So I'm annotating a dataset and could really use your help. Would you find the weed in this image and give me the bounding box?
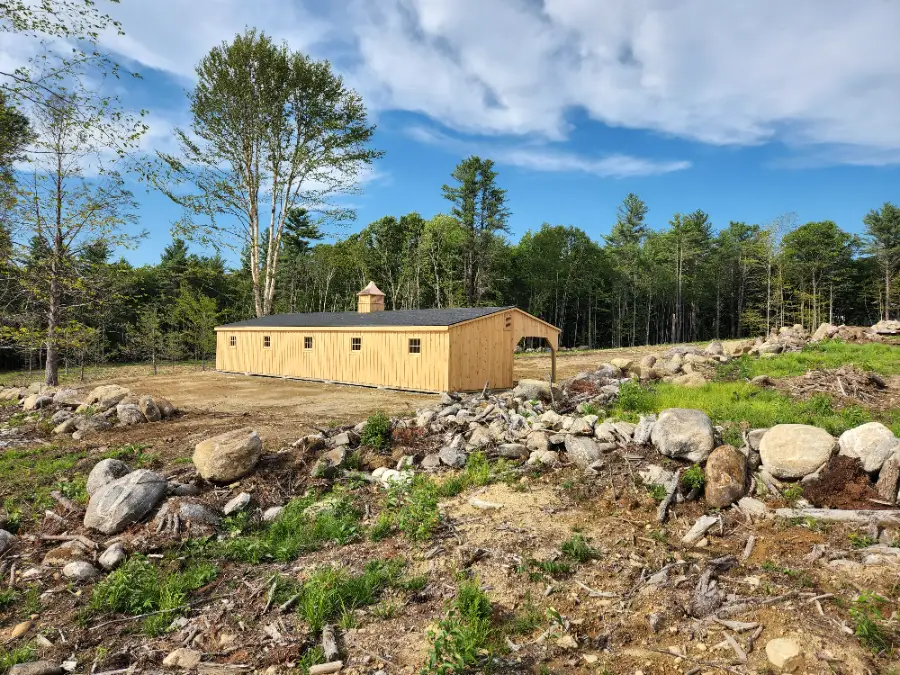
[526,559,572,578]
[649,529,667,543]
[681,465,706,491]
[102,444,153,466]
[361,411,392,450]
[296,559,404,632]
[508,591,541,635]
[423,578,495,675]
[580,403,601,416]
[55,476,88,504]
[560,534,600,563]
[89,556,218,636]
[372,600,401,620]
[0,589,17,611]
[0,643,35,669]
[220,495,360,563]
[369,512,395,541]
[850,592,892,653]
[849,532,878,549]
[646,483,667,502]
[781,483,804,506]
[296,646,326,674]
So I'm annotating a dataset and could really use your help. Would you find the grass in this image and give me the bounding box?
[613,379,898,436]
[293,559,405,632]
[0,444,88,522]
[89,556,218,636]
[0,643,35,669]
[374,453,513,542]
[423,578,496,675]
[849,532,878,549]
[739,341,900,378]
[0,359,208,386]
[560,534,600,563]
[850,592,895,654]
[507,591,542,636]
[218,494,360,563]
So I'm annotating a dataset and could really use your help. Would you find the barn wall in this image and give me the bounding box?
[215,326,450,392]
[447,309,561,392]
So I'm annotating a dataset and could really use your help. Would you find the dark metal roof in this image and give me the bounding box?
[218,306,516,329]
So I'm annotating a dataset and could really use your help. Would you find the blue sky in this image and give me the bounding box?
[7,0,900,265]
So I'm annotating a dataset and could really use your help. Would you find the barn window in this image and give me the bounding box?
[504,313,512,331]
[409,338,421,354]
[351,337,362,351]
[229,335,236,348]
[304,336,313,350]
[263,335,271,349]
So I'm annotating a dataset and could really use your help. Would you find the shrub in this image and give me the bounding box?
[424,579,495,675]
[682,465,706,491]
[560,534,600,562]
[361,411,392,450]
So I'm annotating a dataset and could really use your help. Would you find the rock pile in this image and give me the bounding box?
[0,383,177,439]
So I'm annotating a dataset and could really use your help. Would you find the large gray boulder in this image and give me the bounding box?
[115,403,146,426]
[193,428,262,483]
[139,395,162,423]
[156,397,177,419]
[650,409,716,463]
[564,435,602,468]
[512,379,559,403]
[82,384,130,411]
[86,458,131,496]
[838,422,899,473]
[83,469,167,534]
[22,394,52,411]
[53,388,82,407]
[759,424,836,479]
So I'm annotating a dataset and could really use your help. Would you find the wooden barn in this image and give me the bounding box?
[215,282,560,393]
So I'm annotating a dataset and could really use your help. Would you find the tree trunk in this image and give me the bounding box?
[45,274,60,386]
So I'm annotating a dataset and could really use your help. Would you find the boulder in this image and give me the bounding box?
[564,435,601,468]
[193,428,262,483]
[49,409,72,425]
[52,417,78,435]
[757,341,784,355]
[811,323,839,342]
[263,506,284,522]
[156,397,177,419]
[71,416,111,439]
[610,358,633,372]
[765,638,802,672]
[705,341,725,357]
[98,543,126,571]
[497,443,529,460]
[8,662,63,675]
[83,469,168,534]
[177,503,221,526]
[311,448,346,478]
[651,409,716,463]
[62,561,99,582]
[53,388,82,407]
[512,379,559,403]
[671,372,708,388]
[22,394,52,411]
[595,363,621,378]
[759,425,836,479]
[439,443,467,468]
[139,395,162,422]
[223,492,251,516]
[875,453,900,502]
[421,454,442,470]
[83,384,130,410]
[633,415,656,445]
[467,425,493,449]
[838,422,899,473]
[115,403,146,426]
[526,431,550,453]
[163,649,203,670]
[568,417,593,435]
[737,496,769,518]
[0,529,14,554]
[704,445,748,508]
[42,540,91,566]
[86,459,131,496]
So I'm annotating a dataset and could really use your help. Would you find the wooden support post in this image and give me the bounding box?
[550,345,557,384]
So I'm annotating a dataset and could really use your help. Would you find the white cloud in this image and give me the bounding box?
[4,0,899,167]
[407,126,689,177]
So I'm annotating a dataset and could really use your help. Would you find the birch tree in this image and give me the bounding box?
[159,29,381,317]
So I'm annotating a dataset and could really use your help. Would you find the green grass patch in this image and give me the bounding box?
[0,445,88,522]
[424,578,496,675]
[741,341,900,378]
[89,556,218,636]
[101,443,155,467]
[560,534,600,563]
[218,494,360,563]
[613,379,897,436]
[681,465,706,491]
[0,643,35,669]
[374,453,514,542]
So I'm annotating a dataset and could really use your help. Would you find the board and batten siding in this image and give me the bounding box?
[447,309,561,391]
[216,326,450,392]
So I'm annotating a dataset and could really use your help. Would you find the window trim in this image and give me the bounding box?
[304,336,313,351]
[263,335,271,349]
[409,337,421,355]
[351,336,362,352]
[229,335,237,348]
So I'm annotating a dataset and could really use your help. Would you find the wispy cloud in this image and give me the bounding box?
[407,126,690,178]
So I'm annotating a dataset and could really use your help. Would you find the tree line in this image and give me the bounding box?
[0,11,898,383]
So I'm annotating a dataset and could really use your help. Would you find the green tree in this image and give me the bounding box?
[126,305,166,375]
[159,29,381,318]
[442,156,510,305]
[862,202,900,320]
[174,286,219,368]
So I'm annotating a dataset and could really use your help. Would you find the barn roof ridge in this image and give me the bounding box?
[217,305,519,329]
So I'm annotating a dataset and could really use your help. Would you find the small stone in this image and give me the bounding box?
[98,543,126,571]
[262,506,284,522]
[737,497,768,517]
[439,444,467,468]
[10,620,32,639]
[0,529,15,554]
[8,661,63,675]
[497,443,529,459]
[421,454,441,470]
[765,637,803,672]
[223,492,252,515]
[63,561,99,582]
[162,648,202,669]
